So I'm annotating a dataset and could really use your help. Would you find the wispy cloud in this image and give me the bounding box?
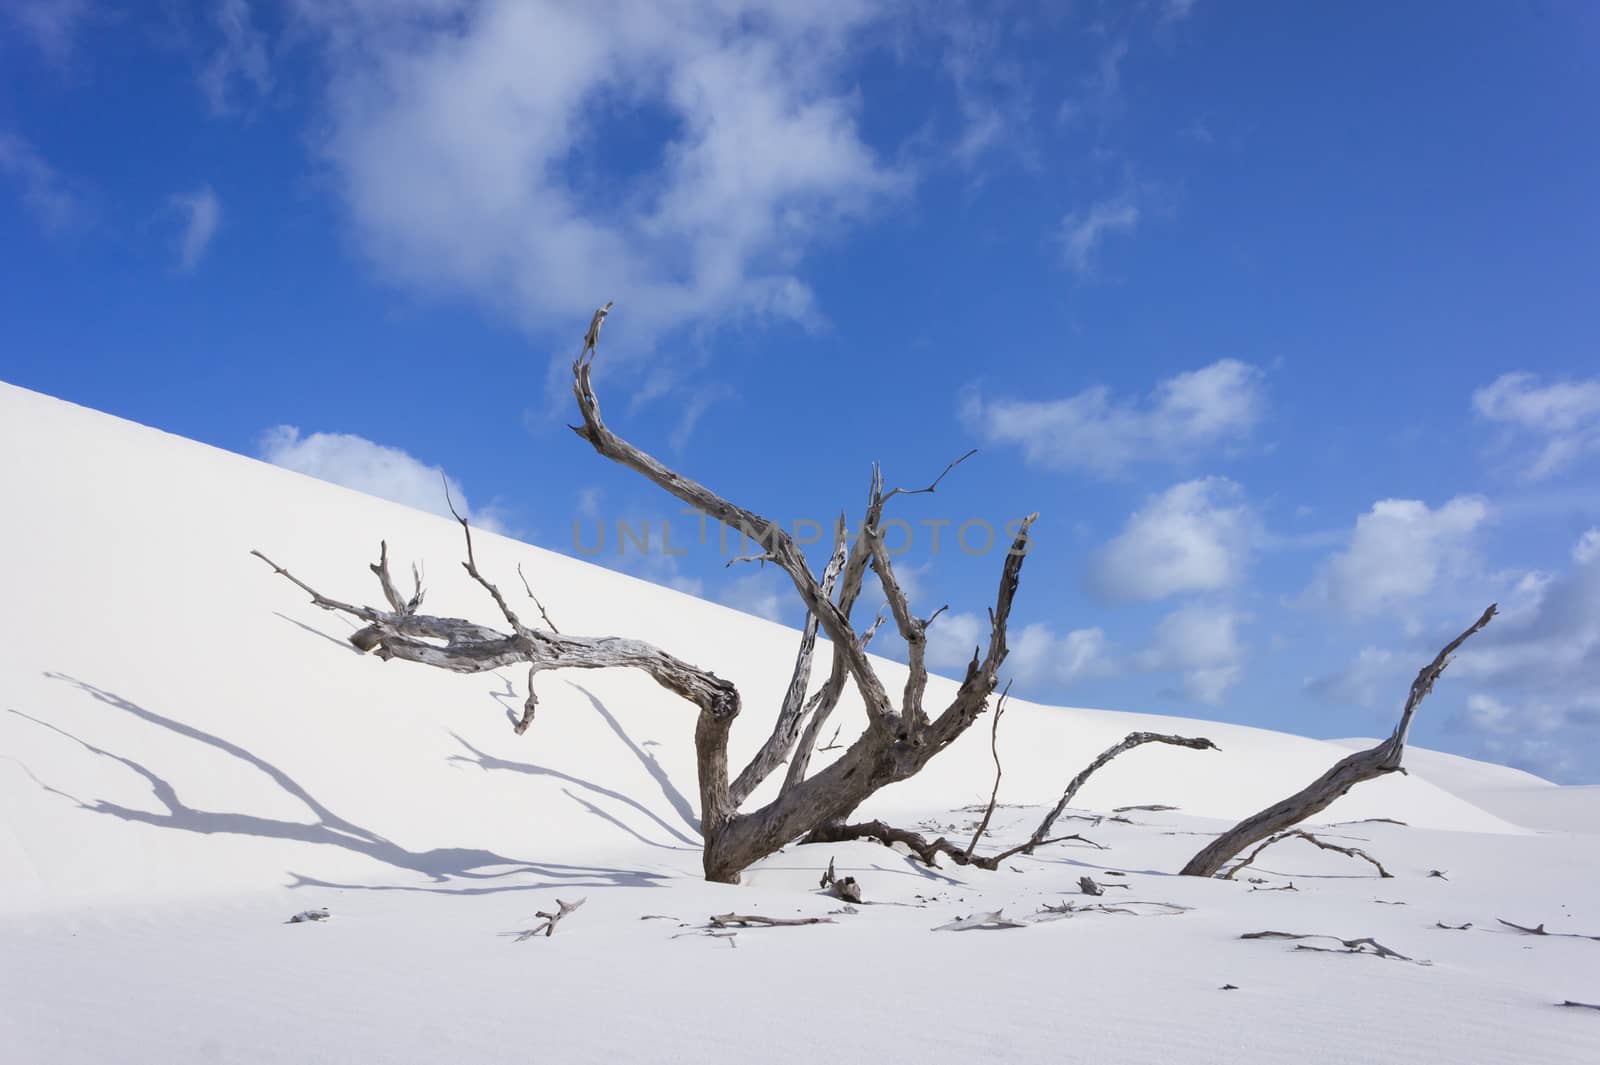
[1092,477,1256,601]
[198,0,272,115]
[1059,193,1139,276]
[931,8,1035,170]
[1057,38,1128,127]
[4,0,92,62]
[717,569,788,623]
[961,359,1264,477]
[258,426,509,534]
[1160,0,1199,26]
[0,132,79,233]
[172,185,221,271]
[1472,371,1600,479]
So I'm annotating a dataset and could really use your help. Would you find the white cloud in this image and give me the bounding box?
[718,570,786,623]
[960,359,1264,477]
[1574,527,1600,565]
[926,612,1114,689]
[289,0,904,356]
[1452,527,1600,689]
[1134,604,1244,705]
[4,0,90,61]
[1091,477,1255,601]
[926,610,986,671]
[172,186,221,271]
[1304,646,1401,709]
[0,132,77,233]
[931,10,1034,170]
[198,0,272,115]
[1473,372,1600,479]
[1009,623,1116,688]
[1307,496,1488,617]
[1059,194,1139,276]
[1314,527,1600,781]
[1449,693,1598,782]
[258,426,508,534]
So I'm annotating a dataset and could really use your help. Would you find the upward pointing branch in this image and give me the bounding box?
[1180,604,1497,879]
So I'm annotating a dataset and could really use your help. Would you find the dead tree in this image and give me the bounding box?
[1180,605,1496,879]
[257,303,1041,884]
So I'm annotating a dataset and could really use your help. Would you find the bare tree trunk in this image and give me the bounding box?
[1179,605,1496,879]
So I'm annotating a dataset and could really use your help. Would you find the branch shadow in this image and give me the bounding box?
[570,682,700,834]
[446,732,700,850]
[21,673,667,894]
[272,612,363,655]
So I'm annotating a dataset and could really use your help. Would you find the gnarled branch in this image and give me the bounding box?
[1222,829,1391,879]
[1181,605,1496,879]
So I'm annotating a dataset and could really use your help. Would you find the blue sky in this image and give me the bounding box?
[4,1,1599,780]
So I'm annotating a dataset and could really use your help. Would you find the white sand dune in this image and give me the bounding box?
[3,380,1597,1065]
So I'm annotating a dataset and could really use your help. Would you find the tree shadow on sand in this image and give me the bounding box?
[17,673,668,895]
[446,732,700,850]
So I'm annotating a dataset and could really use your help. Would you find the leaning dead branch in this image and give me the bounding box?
[1240,930,1425,964]
[1497,918,1600,941]
[1182,605,1496,879]
[709,913,835,929]
[507,897,586,940]
[989,732,1215,864]
[1223,829,1392,880]
[1559,1001,1600,1011]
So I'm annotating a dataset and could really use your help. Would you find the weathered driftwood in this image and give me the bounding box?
[1497,918,1600,941]
[1240,930,1424,964]
[932,910,1027,931]
[819,857,862,904]
[509,897,586,940]
[1181,605,1496,879]
[1222,829,1392,880]
[708,913,834,928]
[259,302,1042,884]
[1037,900,1189,919]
